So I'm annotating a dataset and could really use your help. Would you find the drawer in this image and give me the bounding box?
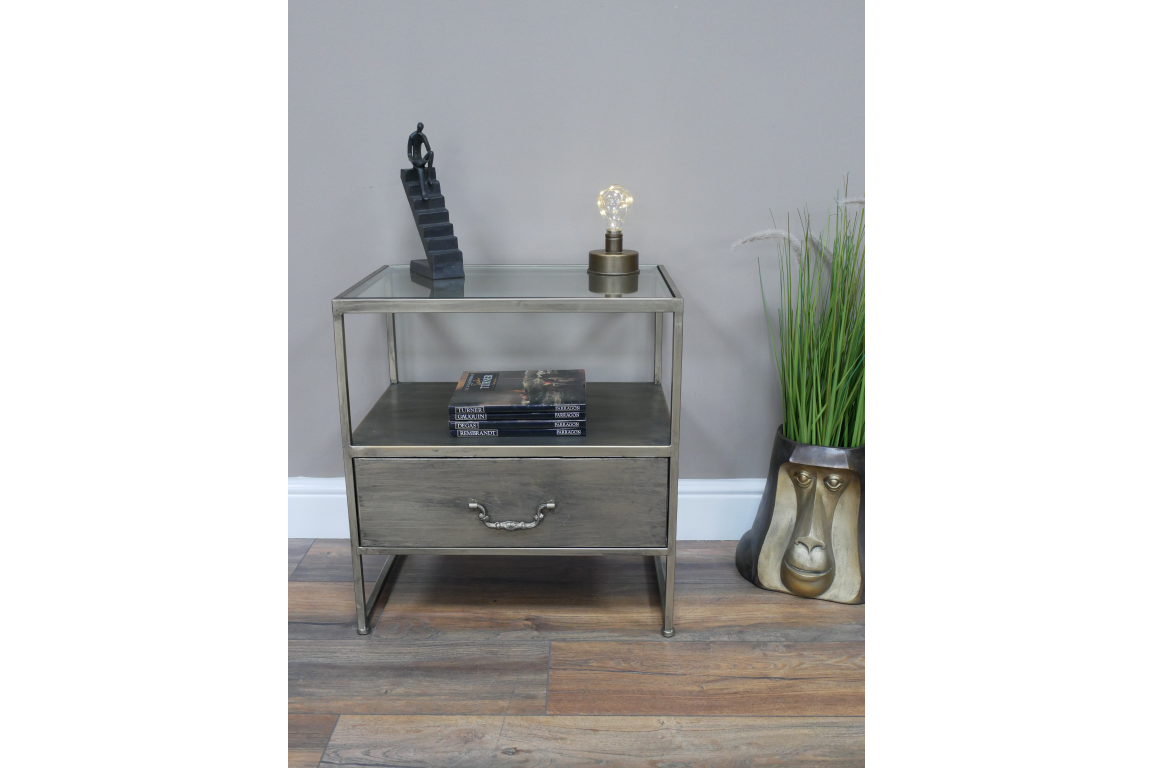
[354,458,669,548]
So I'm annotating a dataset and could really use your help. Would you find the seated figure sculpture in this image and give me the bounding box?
[408,122,434,200]
[399,122,464,280]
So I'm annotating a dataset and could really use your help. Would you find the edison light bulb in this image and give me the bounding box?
[597,185,633,231]
[588,184,639,279]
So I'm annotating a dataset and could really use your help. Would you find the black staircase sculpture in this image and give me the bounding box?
[402,123,464,280]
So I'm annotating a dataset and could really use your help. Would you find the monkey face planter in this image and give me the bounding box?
[736,428,864,604]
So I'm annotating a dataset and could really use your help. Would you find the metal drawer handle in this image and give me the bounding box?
[468,499,555,531]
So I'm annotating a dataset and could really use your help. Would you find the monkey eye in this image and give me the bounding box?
[793,471,813,488]
[824,475,845,492]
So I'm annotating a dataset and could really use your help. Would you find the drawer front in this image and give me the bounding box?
[354,458,669,548]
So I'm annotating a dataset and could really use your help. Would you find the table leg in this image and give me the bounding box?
[386,312,398,384]
[653,312,662,385]
[334,311,370,634]
[662,309,683,637]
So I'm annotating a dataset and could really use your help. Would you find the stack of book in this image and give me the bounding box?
[448,369,587,437]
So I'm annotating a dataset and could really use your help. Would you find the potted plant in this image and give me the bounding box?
[732,193,865,604]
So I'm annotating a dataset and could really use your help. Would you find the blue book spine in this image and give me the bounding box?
[449,406,586,418]
[449,419,585,430]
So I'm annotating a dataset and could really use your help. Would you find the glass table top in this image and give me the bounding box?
[341,264,675,300]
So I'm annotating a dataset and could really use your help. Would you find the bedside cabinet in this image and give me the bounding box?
[332,265,684,635]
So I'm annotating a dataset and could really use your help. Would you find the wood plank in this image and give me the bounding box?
[547,641,864,716]
[373,576,663,639]
[320,716,505,766]
[672,584,865,642]
[288,580,400,640]
[289,539,395,583]
[288,748,325,768]
[674,539,746,582]
[498,715,864,767]
[354,457,668,548]
[320,715,864,766]
[289,714,339,749]
[289,539,314,577]
[289,582,363,626]
[288,543,860,642]
[287,577,861,648]
[370,568,861,642]
[672,543,866,641]
[289,638,549,715]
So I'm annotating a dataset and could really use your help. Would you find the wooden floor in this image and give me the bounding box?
[288,539,864,766]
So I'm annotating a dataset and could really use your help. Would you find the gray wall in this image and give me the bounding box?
[290,0,863,478]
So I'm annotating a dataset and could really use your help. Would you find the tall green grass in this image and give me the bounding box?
[757,200,865,448]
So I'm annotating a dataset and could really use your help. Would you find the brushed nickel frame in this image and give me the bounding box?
[332,264,684,636]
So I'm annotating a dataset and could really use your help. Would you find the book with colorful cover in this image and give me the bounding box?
[450,427,587,437]
[447,370,586,415]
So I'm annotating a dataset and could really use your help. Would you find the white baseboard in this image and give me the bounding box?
[288,477,765,540]
[675,478,765,540]
[287,478,351,539]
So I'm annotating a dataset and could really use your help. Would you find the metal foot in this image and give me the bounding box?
[661,627,675,638]
[357,626,371,635]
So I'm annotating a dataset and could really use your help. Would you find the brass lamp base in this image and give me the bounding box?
[588,230,639,275]
[588,271,639,297]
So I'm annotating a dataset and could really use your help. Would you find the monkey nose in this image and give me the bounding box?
[796,536,824,553]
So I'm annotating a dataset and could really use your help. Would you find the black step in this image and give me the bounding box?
[410,252,463,280]
[414,208,450,225]
[400,165,462,280]
[423,235,458,251]
[406,182,441,200]
[419,222,453,239]
[409,193,446,211]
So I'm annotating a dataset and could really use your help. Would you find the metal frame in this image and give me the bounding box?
[332,264,684,636]
[358,546,671,556]
[349,444,672,459]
